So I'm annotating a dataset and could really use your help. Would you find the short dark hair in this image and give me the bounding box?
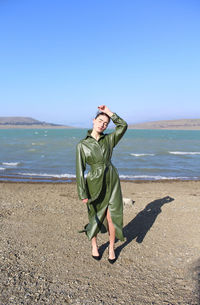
[95,112,110,123]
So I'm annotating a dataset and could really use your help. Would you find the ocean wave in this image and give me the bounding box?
[119,175,199,180]
[18,172,76,178]
[169,151,200,155]
[2,162,20,166]
[0,167,5,171]
[31,142,45,146]
[130,153,155,157]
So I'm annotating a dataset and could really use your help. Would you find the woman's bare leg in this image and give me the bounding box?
[106,209,116,259]
[91,236,99,256]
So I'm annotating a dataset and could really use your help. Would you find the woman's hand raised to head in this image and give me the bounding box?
[98,105,113,117]
[82,198,88,204]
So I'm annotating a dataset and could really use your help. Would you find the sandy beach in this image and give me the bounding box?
[0,180,199,304]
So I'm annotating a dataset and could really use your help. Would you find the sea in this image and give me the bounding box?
[0,128,200,182]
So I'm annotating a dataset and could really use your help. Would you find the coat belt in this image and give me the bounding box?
[90,161,111,169]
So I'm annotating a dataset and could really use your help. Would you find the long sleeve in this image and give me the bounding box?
[76,142,88,200]
[108,113,128,148]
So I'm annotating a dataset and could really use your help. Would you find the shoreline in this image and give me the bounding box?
[0,125,74,129]
[0,176,200,184]
[1,125,200,130]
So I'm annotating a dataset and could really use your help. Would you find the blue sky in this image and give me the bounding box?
[0,0,200,127]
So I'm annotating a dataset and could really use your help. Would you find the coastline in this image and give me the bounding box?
[0,125,74,129]
[1,180,199,304]
[1,126,200,130]
[0,176,200,184]
[128,126,200,130]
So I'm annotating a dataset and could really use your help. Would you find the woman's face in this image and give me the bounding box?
[93,115,109,133]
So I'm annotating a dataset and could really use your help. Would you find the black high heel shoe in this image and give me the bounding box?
[108,247,116,264]
[108,257,116,264]
[92,254,101,261]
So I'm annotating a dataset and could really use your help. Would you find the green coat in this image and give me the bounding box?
[76,113,128,241]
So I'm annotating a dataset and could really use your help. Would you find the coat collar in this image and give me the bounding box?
[85,129,106,141]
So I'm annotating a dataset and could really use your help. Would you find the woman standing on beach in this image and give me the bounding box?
[76,105,128,263]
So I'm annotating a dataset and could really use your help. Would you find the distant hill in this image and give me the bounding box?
[0,117,73,128]
[128,119,200,130]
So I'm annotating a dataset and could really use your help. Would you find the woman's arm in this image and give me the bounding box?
[98,105,113,118]
[109,112,128,147]
[76,142,88,201]
[98,105,128,147]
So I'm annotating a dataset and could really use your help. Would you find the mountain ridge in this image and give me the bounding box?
[0,116,73,128]
[128,118,200,130]
[1,117,200,130]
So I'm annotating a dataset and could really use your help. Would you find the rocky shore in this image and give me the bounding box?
[0,181,200,304]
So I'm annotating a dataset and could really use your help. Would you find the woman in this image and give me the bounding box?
[76,105,128,263]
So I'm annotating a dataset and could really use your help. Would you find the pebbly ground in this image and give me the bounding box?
[0,181,200,305]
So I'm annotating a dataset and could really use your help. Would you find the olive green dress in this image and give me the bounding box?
[76,113,128,241]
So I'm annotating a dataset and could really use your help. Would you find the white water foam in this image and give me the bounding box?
[18,172,76,178]
[130,153,155,157]
[169,151,200,155]
[119,175,199,180]
[2,162,20,166]
[0,167,5,171]
[31,142,45,146]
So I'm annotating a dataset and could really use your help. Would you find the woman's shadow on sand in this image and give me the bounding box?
[99,196,174,260]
